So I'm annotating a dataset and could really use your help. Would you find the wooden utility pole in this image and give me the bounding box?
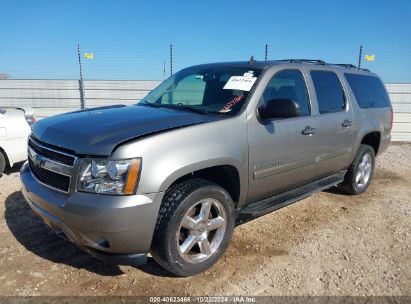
[77,43,85,109]
[358,45,363,69]
[170,44,173,76]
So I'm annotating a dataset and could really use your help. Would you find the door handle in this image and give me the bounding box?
[301,126,316,136]
[341,119,352,127]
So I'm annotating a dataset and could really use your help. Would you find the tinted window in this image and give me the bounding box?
[310,71,345,114]
[262,69,310,116]
[345,73,390,108]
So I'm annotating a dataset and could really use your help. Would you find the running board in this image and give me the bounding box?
[236,171,346,225]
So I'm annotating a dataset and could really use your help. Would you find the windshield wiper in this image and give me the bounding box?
[141,101,213,115]
[172,105,212,115]
[140,101,162,107]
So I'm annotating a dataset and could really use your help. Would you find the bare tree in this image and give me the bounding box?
[0,72,10,79]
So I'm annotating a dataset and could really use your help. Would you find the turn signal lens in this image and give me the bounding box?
[124,159,141,195]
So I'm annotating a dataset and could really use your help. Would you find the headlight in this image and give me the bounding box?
[78,158,141,195]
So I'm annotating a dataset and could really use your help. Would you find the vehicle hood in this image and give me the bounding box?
[32,104,221,156]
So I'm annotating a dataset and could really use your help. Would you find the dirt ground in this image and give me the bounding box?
[0,144,410,296]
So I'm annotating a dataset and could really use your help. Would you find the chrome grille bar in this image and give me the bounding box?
[27,136,77,193]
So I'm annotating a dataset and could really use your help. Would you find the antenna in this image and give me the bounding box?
[265,44,268,61]
[248,55,255,64]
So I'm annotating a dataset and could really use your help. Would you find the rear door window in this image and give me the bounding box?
[344,73,390,108]
[310,71,346,114]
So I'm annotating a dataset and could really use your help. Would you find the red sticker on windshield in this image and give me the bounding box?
[219,95,245,113]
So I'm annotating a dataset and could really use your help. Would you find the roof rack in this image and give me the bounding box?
[277,59,370,72]
[327,63,370,72]
[330,63,358,68]
[278,59,326,65]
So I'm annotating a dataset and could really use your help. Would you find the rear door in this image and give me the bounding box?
[307,70,355,176]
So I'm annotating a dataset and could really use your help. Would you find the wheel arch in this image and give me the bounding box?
[159,161,244,208]
[0,145,11,168]
[360,131,381,155]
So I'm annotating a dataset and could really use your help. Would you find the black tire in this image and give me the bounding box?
[338,144,375,195]
[0,151,6,177]
[151,178,236,276]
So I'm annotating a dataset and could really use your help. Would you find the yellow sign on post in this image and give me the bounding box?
[365,54,375,61]
[84,53,94,59]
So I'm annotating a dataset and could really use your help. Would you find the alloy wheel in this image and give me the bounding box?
[356,153,372,189]
[176,198,227,263]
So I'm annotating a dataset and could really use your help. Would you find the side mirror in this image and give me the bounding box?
[258,98,300,120]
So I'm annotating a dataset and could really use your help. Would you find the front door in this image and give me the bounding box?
[247,69,322,203]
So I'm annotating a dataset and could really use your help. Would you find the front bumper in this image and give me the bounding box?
[20,162,164,266]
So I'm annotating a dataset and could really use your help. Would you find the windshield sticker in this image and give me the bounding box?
[219,95,245,113]
[223,76,257,91]
[243,71,254,77]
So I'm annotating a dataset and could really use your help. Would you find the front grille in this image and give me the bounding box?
[29,158,70,192]
[27,136,76,193]
[29,137,75,166]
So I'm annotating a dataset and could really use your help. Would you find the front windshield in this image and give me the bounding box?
[139,66,262,116]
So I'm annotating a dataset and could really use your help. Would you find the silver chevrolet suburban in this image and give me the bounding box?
[20,59,392,276]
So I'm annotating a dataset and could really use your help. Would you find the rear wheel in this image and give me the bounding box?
[151,179,236,276]
[338,144,375,195]
[0,152,6,177]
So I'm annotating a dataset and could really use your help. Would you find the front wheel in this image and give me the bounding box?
[338,144,375,195]
[151,179,236,276]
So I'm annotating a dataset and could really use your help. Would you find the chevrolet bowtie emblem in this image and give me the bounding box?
[31,149,46,167]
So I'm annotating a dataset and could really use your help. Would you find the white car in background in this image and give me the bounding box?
[0,108,35,176]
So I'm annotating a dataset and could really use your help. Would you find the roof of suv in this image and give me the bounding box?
[189,59,376,76]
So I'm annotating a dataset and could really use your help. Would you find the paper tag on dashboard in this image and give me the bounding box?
[223,76,257,91]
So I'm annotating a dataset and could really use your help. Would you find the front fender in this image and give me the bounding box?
[113,116,249,204]
[0,138,27,167]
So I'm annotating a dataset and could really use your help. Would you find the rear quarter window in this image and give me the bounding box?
[344,73,391,108]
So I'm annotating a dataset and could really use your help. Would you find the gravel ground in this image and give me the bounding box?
[0,144,410,296]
